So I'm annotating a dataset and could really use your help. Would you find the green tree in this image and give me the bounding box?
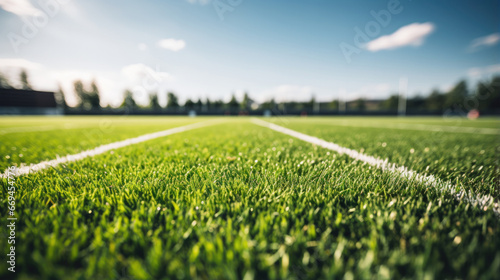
[20,69,32,90]
[240,92,252,110]
[184,99,195,109]
[425,89,445,111]
[205,98,212,110]
[381,95,399,110]
[328,99,339,110]
[73,80,100,109]
[476,76,500,111]
[196,99,203,110]
[73,80,85,108]
[0,72,13,89]
[228,94,239,109]
[88,80,101,109]
[55,85,68,108]
[121,89,137,109]
[444,80,468,109]
[306,96,316,110]
[288,101,302,110]
[149,92,160,109]
[351,98,366,111]
[488,76,500,110]
[166,92,179,108]
[407,95,426,111]
[212,100,224,109]
[261,98,276,110]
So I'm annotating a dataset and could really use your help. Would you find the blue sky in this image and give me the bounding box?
[0,0,498,106]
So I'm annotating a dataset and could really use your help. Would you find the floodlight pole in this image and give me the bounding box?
[313,100,320,114]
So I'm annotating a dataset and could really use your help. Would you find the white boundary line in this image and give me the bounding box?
[252,119,499,217]
[2,120,219,178]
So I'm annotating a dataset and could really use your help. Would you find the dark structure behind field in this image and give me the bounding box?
[0,88,62,115]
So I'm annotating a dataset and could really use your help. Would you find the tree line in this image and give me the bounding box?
[378,78,500,113]
[114,77,500,113]
[119,91,254,111]
[0,70,32,90]
[119,77,500,113]
[1,70,498,113]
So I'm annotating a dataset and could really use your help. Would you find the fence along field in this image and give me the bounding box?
[0,116,499,279]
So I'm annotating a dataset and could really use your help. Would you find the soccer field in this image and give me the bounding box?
[1,116,499,279]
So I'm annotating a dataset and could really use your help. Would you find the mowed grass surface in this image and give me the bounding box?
[0,117,499,279]
[283,117,500,129]
[269,117,499,197]
[0,117,206,172]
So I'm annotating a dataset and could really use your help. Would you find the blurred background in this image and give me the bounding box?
[0,0,498,116]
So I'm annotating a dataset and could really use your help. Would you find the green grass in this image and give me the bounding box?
[268,117,499,196]
[0,117,205,171]
[291,116,500,129]
[0,117,499,280]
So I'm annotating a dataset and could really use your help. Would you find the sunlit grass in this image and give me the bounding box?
[270,117,499,197]
[0,117,498,279]
[0,117,206,171]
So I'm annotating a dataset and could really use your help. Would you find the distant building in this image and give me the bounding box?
[0,88,62,115]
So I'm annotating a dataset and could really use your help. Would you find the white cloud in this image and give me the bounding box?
[468,33,500,52]
[365,22,435,52]
[468,64,500,78]
[157,38,186,52]
[0,0,42,16]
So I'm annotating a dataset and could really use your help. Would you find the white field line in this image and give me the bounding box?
[317,121,499,135]
[252,119,500,217]
[1,121,218,178]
